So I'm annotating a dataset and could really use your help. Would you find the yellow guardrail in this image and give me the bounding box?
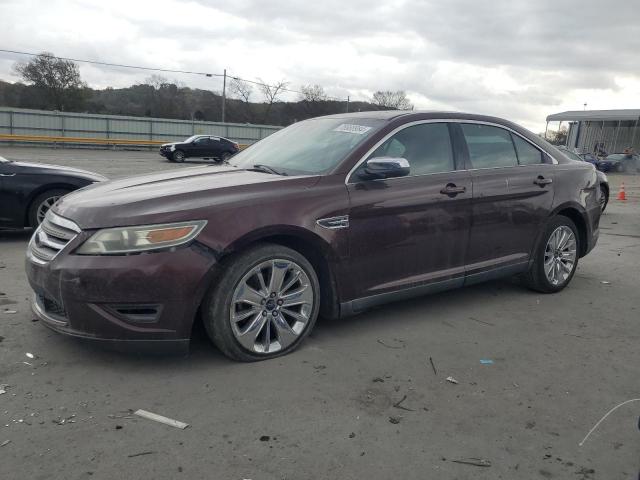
[0,134,249,149]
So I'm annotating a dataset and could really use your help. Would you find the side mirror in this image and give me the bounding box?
[358,157,410,180]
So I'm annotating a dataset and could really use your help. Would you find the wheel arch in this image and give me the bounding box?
[216,226,342,320]
[550,202,589,258]
[23,183,77,226]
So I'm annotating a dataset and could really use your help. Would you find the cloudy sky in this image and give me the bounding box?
[1,0,639,131]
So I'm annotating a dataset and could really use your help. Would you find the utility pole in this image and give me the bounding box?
[221,68,227,123]
[346,96,350,113]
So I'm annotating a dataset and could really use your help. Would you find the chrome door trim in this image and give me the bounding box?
[345,119,559,185]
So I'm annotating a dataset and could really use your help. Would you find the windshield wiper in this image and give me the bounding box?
[247,164,287,176]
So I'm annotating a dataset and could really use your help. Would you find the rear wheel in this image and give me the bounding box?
[522,215,579,293]
[203,244,320,361]
[28,189,70,227]
[172,150,185,163]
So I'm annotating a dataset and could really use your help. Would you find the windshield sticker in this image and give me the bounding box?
[333,124,372,135]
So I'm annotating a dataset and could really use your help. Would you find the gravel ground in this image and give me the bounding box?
[0,146,639,479]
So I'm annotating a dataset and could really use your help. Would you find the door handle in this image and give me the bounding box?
[440,183,466,196]
[533,176,553,186]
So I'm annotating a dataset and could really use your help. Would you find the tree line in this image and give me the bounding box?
[0,52,414,126]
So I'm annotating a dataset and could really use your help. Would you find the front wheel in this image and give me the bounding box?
[220,151,232,162]
[203,244,320,361]
[172,150,185,163]
[522,215,579,293]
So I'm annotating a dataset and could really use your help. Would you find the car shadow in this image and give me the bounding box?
[63,277,532,371]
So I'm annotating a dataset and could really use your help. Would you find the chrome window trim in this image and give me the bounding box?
[345,118,558,185]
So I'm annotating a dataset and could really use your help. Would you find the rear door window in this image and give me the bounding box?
[512,134,543,165]
[460,124,518,168]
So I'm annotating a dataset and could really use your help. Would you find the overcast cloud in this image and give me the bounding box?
[1,0,639,131]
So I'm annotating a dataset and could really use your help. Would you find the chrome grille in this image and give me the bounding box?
[27,212,80,264]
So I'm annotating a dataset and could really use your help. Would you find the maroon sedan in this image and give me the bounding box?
[26,111,601,361]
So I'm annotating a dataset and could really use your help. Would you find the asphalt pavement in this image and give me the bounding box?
[1,146,639,479]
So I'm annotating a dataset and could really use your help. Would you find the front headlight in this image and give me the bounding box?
[76,220,207,255]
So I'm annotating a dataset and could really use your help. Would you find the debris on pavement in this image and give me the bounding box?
[372,377,384,383]
[579,398,640,446]
[0,384,7,395]
[480,359,494,365]
[2,309,17,314]
[25,353,35,359]
[429,357,437,376]
[52,414,76,425]
[128,451,156,458]
[134,409,189,429]
[600,281,611,285]
[377,339,405,349]
[0,440,10,447]
[259,436,270,442]
[388,416,402,424]
[392,395,415,412]
[451,457,492,467]
[446,376,459,384]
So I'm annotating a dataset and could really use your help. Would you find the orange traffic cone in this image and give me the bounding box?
[617,182,626,201]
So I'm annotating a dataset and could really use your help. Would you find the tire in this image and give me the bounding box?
[28,189,70,227]
[202,243,321,361]
[172,150,185,163]
[522,215,580,293]
[220,151,232,162]
[600,185,609,213]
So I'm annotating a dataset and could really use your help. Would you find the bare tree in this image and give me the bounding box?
[371,90,413,110]
[299,84,327,102]
[145,74,170,90]
[229,78,255,122]
[258,79,288,123]
[14,52,85,110]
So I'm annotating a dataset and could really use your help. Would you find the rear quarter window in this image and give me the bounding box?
[512,134,544,165]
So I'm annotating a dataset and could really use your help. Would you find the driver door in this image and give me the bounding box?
[344,122,472,307]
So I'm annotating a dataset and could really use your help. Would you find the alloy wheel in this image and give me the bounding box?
[230,259,314,354]
[36,195,61,224]
[543,226,577,286]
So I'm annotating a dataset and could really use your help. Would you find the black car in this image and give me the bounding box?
[557,147,609,212]
[159,135,240,163]
[0,156,106,228]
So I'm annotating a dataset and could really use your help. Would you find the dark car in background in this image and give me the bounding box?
[159,135,240,163]
[557,146,609,212]
[0,156,106,228]
[26,111,601,361]
[598,153,640,173]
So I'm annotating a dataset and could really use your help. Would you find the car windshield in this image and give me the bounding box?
[230,117,385,175]
[0,156,10,163]
[183,135,204,143]
[606,154,628,160]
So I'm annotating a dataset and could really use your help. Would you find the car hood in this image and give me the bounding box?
[14,161,107,181]
[53,165,319,229]
[161,142,181,147]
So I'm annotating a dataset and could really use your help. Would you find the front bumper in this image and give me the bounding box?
[26,236,218,354]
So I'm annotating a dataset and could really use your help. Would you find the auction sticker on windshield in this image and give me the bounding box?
[333,124,372,134]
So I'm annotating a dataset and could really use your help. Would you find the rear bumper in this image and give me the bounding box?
[25,241,218,354]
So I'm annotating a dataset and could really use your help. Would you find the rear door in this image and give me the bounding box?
[345,122,472,305]
[457,123,555,281]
